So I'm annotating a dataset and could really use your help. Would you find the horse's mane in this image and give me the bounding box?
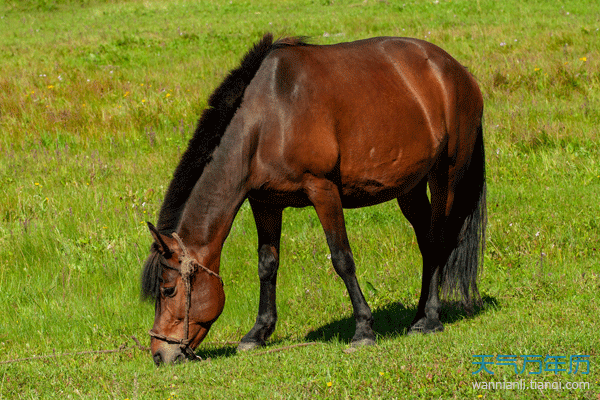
[154,33,310,234]
[141,33,311,300]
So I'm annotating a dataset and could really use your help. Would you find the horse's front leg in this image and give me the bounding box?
[238,200,283,351]
[307,179,376,347]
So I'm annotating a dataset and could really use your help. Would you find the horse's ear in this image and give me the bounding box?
[147,222,174,259]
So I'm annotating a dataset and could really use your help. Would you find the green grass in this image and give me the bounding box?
[1,0,599,398]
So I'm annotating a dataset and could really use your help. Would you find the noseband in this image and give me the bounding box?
[148,233,223,361]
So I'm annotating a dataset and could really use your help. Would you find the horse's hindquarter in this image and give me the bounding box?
[247,37,477,208]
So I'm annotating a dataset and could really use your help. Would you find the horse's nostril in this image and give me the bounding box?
[173,352,186,364]
[153,351,164,366]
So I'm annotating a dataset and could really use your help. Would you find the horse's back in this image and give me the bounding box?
[244,37,482,207]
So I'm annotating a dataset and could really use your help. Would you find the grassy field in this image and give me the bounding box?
[1,0,599,398]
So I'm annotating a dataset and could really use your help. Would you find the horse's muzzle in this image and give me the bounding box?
[152,344,192,366]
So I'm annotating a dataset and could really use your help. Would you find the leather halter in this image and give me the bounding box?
[148,233,223,361]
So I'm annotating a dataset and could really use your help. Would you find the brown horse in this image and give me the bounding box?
[141,33,486,365]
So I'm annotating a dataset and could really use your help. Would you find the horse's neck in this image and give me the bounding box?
[177,116,252,255]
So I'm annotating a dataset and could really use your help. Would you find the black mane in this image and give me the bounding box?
[141,245,165,300]
[142,33,311,300]
[155,33,311,234]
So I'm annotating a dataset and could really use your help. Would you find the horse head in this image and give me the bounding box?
[143,223,225,366]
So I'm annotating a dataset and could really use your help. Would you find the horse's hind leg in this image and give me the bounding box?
[397,178,444,334]
[238,200,283,351]
[306,178,376,346]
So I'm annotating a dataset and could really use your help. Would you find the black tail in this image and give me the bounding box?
[441,124,487,307]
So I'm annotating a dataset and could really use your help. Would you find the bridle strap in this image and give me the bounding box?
[148,329,199,360]
[148,233,223,361]
[172,233,224,287]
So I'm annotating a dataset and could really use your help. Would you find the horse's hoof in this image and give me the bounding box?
[350,337,376,347]
[408,317,444,335]
[237,341,263,352]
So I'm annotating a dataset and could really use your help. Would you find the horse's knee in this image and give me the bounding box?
[258,245,278,281]
[330,250,356,278]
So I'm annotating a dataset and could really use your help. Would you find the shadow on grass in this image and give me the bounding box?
[192,296,498,361]
[196,344,239,360]
[304,295,499,344]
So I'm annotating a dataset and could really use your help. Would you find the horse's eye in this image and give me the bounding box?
[161,286,177,298]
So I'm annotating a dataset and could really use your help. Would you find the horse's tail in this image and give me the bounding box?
[441,123,487,308]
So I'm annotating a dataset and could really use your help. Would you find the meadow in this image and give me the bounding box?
[0,0,599,398]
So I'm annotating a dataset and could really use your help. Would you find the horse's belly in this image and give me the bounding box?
[339,174,420,208]
[340,184,401,208]
[338,144,433,208]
